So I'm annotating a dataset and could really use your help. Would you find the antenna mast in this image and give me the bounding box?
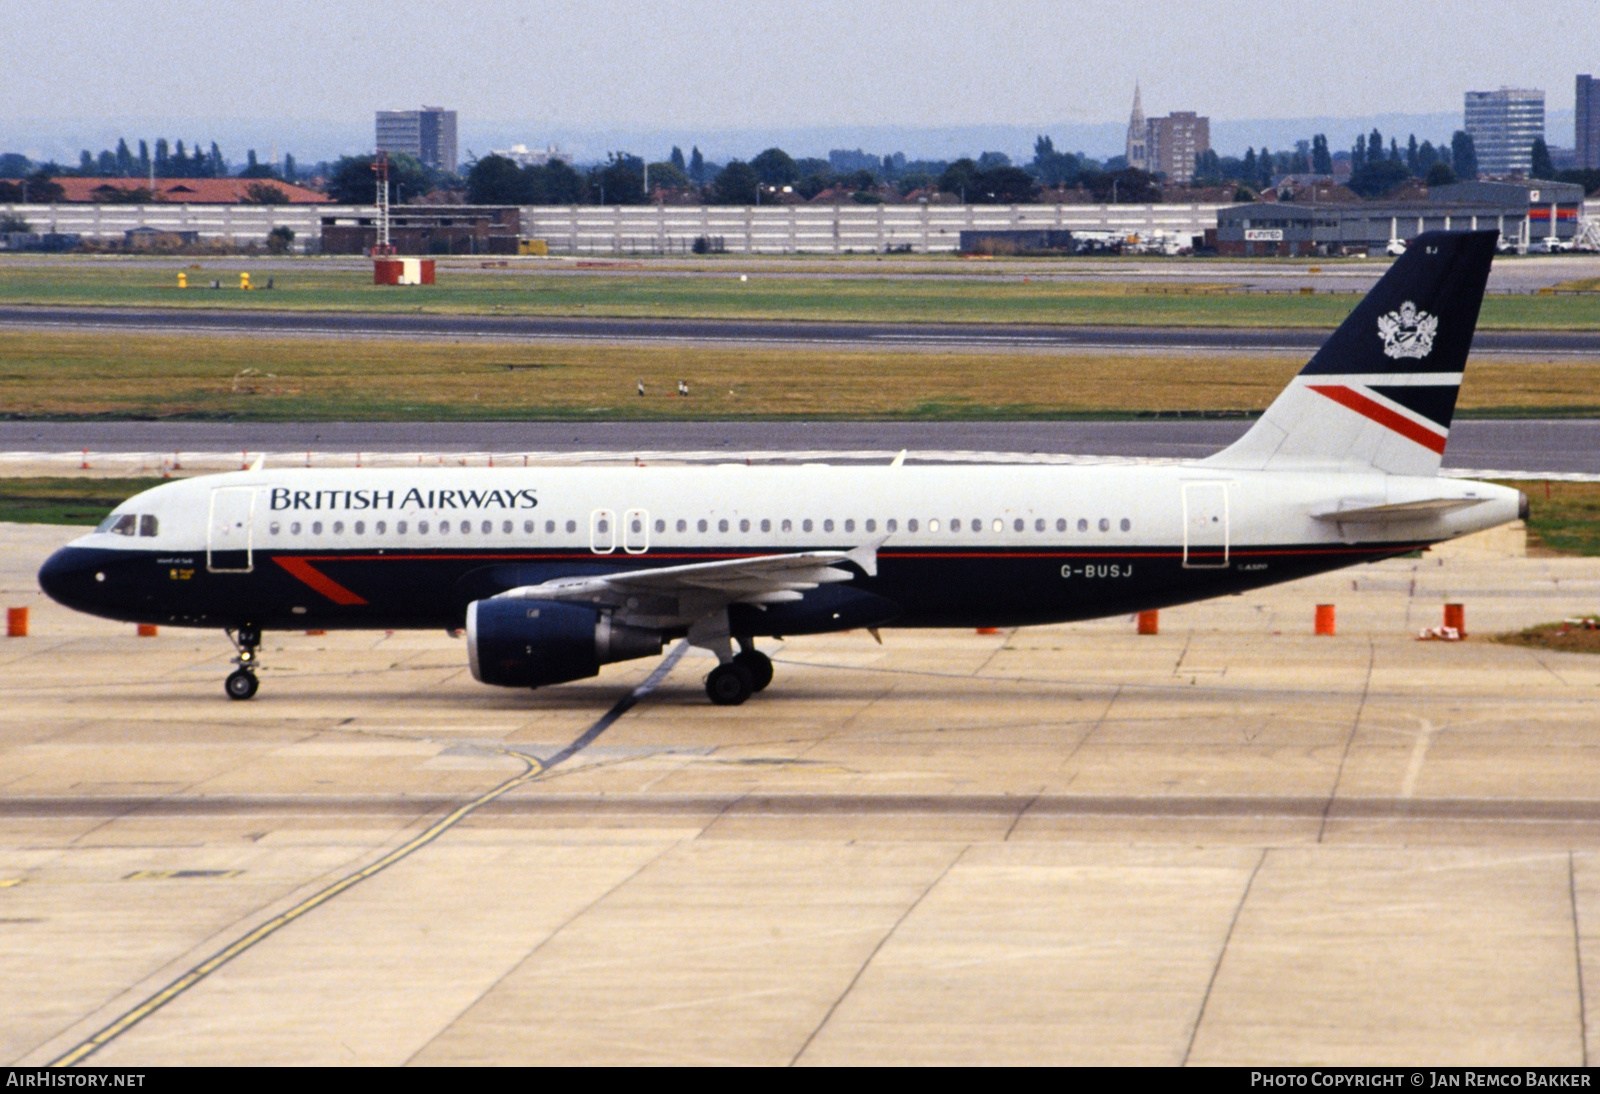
[372,151,393,255]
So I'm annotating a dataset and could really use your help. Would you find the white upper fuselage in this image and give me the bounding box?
[79,461,1520,558]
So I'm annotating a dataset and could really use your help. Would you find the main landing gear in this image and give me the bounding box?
[704,640,774,707]
[225,625,262,701]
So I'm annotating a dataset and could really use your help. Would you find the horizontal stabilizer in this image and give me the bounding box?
[1310,497,1488,523]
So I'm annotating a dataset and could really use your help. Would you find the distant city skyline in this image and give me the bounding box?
[3,1,1593,167]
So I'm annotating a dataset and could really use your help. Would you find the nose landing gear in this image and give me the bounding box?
[225,625,262,700]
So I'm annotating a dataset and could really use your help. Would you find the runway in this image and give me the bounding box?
[5,418,1600,476]
[5,520,1600,1064]
[2,303,1598,355]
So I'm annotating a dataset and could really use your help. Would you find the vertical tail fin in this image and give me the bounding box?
[1204,230,1497,476]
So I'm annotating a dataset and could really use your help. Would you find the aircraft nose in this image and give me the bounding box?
[38,546,101,610]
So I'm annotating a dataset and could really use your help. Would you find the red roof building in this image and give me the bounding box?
[54,177,331,204]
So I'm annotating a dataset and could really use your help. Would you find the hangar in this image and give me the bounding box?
[1216,179,1586,256]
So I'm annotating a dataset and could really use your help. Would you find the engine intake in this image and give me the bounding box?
[467,598,663,688]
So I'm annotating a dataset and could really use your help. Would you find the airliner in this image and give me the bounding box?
[38,231,1524,705]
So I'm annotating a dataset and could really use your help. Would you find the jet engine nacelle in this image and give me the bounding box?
[467,598,663,688]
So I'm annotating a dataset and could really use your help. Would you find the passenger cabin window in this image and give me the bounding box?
[865,519,876,532]
[781,519,792,533]
[698,519,709,533]
[1121,518,1131,531]
[354,521,365,534]
[290,521,302,535]
[760,519,771,533]
[378,521,388,534]
[823,519,834,533]
[419,520,430,533]
[565,520,577,533]
[656,519,666,533]
[1077,519,1088,532]
[677,519,687,533]
[802,519,813,533]
[886,519,897,532]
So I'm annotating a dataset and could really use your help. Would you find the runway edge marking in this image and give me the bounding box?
[47,640,688,1067]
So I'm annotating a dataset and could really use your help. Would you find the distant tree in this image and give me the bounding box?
[208,143,226,178]
[1082,167,1160,204]
[750,147,798,186]
[711,160,759,204]
[1451,131,1478,180]
[794,157,830,177]
[23,172,64,202]
[1257,146,1274,188]
[895,171,936,196]
[1350,136,1365,174]
[1241,148,1257,183]
[154,139,170,176]
[1031,135,1081,187]
[1531,137,1555,179]
[646,161,690,189]
[115,139,132,176]
[1311,134,1332,175]
[537,160,586,204]
[794,172,833,200]
[95,150,117,176]
[1348,157,1411,197]
[282,154,297,183]
[244,182,289,205]
[976,151,1011,170]
[590,153,645,204]
[78,150,94,176]
[325,152,432,204]
[669,146,686,173]
[1368,129,1384,164]
[688,146,706,184]
[1553,168,1600,194]
[1406,134,1419,172]
[0,153,30,178]
[1425,162,1457,187]
[466,154,525,204]
[1416,140,1439,172]
[136,140,150,177]
[240,149,277,179]
[266,226,295,254]
[1389,137,1401,164]
[938,158,981,201]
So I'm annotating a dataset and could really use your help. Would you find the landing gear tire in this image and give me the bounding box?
[706,662,755,706]
[733,649,773,692]
[225,669,259,701]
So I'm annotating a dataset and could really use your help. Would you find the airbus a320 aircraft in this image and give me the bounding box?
[39,231,1524,706]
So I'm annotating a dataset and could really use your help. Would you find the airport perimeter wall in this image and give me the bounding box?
[516,204,1225,254]
[2,200,1597,255]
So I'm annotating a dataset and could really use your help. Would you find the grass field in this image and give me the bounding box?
[1,330,1599,421]
[1,261,1597,329]
[1496,480,1600,556]
[0,477,171,525]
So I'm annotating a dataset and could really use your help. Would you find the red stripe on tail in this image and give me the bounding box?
[1307,384,1448,455]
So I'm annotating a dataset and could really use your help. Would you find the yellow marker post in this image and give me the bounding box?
[177,272,187,289]
[240,272,251,290]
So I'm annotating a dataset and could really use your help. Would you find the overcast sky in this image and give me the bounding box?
[6,0,1594,129]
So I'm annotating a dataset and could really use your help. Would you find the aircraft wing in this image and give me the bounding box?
[491,541,881,620]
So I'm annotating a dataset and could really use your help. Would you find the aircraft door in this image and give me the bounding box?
[207,487,256,573]
[589,508,616,554]
[623,508,650,554]
[1182,482,1229,569]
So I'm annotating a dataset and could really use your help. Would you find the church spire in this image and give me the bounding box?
[1126,83,1148,170]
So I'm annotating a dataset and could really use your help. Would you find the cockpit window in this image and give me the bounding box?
[139,515,158,537]
[99,513,138,536]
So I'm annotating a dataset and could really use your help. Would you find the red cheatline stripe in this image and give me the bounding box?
[1306,384,1447,455]
[273,556,368,605]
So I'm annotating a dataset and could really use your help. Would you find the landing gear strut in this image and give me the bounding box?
[225,625,261,701]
